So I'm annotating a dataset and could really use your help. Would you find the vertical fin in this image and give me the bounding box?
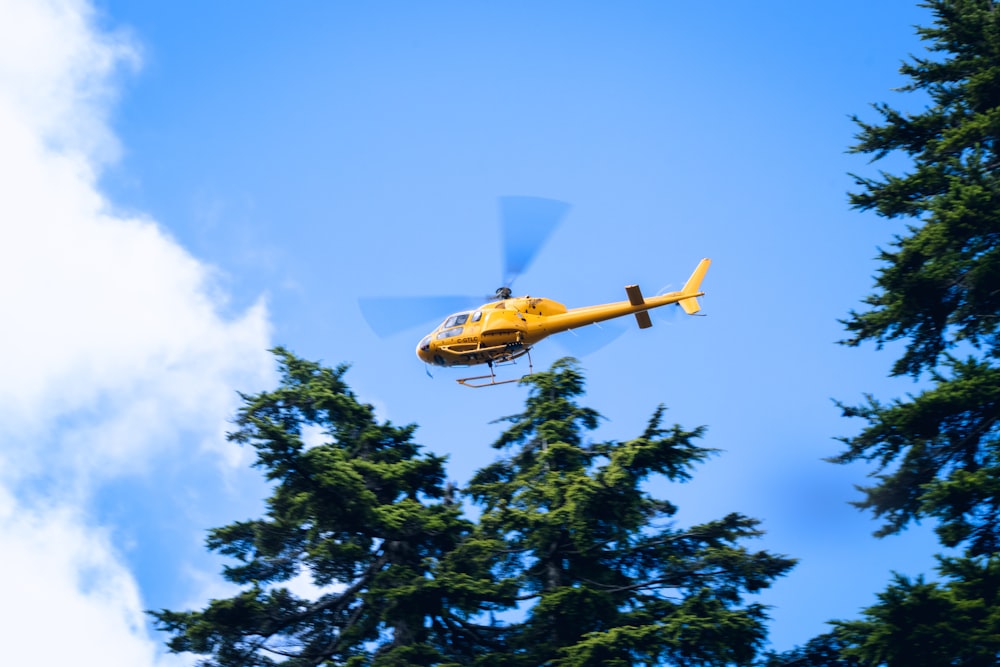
[681,258,711,295]
[678,258,711,315]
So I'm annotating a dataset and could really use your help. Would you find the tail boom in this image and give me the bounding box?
[535,258,712,338]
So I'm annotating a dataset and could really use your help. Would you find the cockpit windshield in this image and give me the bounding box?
[442,312,470,329]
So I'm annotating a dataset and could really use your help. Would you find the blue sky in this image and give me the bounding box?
[0,0,947,663]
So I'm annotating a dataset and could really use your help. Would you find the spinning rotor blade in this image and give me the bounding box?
[359,196,570,338]
[501,196,570,287]
[359,295,484,337]
[653,285,684,323]
[554,319,628,358]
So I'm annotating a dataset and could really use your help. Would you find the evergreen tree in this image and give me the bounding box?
[771,3,1000,664]
[151,348,512,666]
[468,358,796,666]
[832,0,1000,556]
[154,353,794,666]
[832,555,1000,667]
[758,632,862,667]
[763,556,1000,666]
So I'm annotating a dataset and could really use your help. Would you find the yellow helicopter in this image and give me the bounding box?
[416,258,710,386]
[360,197,710,387]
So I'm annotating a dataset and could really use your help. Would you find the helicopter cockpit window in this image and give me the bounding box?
[443,313,470,329]
[471,311,483,322]
[436,327,463,340]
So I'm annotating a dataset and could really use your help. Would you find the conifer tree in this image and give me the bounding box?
[155,352,794,666]
[831,556,1000,667]
[766,3,1000,665]
[151,348,511,666]
[832,0,1000,556]
[763,557,1000,666]
[758,633,862,667]
[468,358,796,666]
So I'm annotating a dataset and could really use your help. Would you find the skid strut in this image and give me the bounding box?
[457,347,534,388]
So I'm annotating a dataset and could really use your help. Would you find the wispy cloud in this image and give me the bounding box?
[0,487,191,665]
[0,0,273,662]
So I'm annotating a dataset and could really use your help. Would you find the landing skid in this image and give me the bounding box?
[457,349,534,388]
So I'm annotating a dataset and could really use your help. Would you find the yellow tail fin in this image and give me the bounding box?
[678,258,711,315]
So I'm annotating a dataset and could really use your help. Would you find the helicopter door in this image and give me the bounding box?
[478,309,526,349]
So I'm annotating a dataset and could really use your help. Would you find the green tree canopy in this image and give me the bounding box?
[153,352,794,666]
[758,632,863,667]
[763,555,1000,666]
[467,358,795,666]
[833,0,1000,556]
[151,348,511,666]
[832,555,1000,667]
[772,3,1000,665]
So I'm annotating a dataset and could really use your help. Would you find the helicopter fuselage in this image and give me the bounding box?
[417,296,564,368]
[415,283,705,369]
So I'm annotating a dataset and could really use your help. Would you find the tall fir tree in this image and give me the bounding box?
[763,556,1000,666]
[765,2,1000,665]
[758,633,863,667]
[151,348,512,666]
[833,0,1000,556]
[154,352,794,666]
[831,556,1000,667]
[468,358,795,667]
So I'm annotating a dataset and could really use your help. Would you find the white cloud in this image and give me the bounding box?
[0,0,135,163]
[0,0,275,663]
[0,488,193,666]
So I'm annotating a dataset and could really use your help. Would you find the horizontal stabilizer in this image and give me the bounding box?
[625,284,644,306]
[625,284,653,329]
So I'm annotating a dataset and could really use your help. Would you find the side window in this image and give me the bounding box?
[436,327,463,340]
[471,311,483,322]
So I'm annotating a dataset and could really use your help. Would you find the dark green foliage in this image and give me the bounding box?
[761,557,1000,666]
[832,356,1000,550]
[154,353,793,666]
[469,358,796,666]
[757,632,863,667]
[790,4,1000,665]
[832,555,1000,667]
[151,348,509,666]
[835,0,1000,556]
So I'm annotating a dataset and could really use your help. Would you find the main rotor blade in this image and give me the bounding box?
[359,295,484,338]
[501,196,570,287]
[553,319,628,358]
